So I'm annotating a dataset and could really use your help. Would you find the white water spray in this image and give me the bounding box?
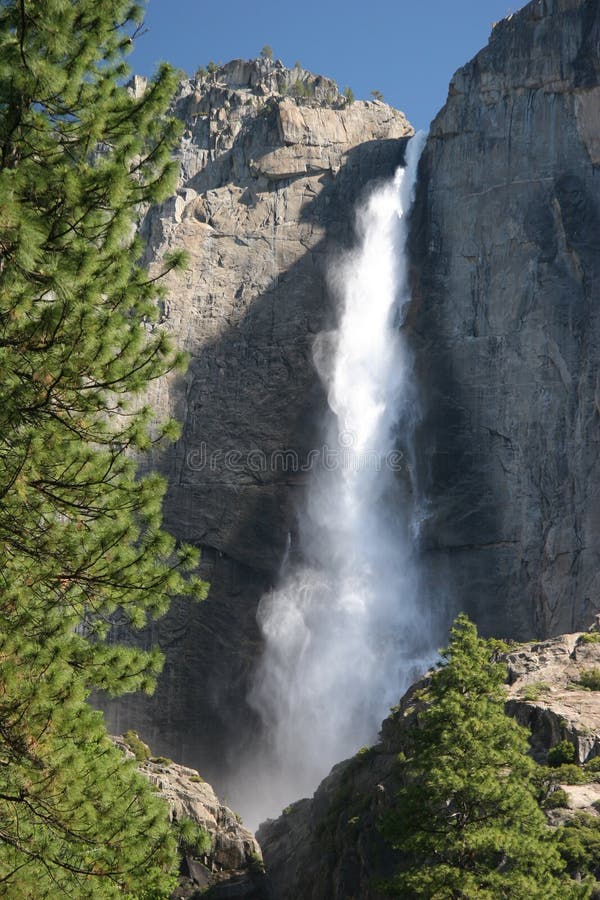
[243,133,432,827]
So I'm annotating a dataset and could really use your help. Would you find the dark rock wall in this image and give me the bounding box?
[409,0,600,640]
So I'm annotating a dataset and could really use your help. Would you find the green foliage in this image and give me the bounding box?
[577,632,600,644]
[343,86,355,104]
[175,817,211,856]
[0,705,179,898]
[548,741,577,767]
[542,787,571,809]
[584,757,600,773]
[533,763,584,809]
[290,80,315,100]
[380,615,588,898]
[522,681,552,701]
[0,0,208,894]
[124,730,152,762]
[576,668,600,691]
[248,851,266,874]
[189,774,205,783]
[370,89,384,101]
[550,764,588,785]
[151,756,173,766]
[356,744,375,759]
[207,60,218,74]
[260,44,273,60]
[557,813,600,883]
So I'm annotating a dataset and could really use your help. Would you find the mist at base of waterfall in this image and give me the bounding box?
[234,133,436,831]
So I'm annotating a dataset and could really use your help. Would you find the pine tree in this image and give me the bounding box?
[381,615,590,899]
[0,1,206,894]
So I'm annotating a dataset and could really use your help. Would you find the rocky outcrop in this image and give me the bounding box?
[100,60,412,790]
[258,631,600,898]
[409,0,600,639]
[113,735,268,898]
[257,749,401,900]
[506,631,600,763]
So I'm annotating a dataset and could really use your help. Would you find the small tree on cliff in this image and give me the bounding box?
[0,0,206,894]
[381,616,590,899]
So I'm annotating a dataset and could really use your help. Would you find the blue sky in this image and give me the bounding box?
[129,0,526,131]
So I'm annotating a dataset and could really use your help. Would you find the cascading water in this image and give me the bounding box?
[242,132,433,827]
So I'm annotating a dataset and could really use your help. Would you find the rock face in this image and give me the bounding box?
[258,631,600,898]
[102,0,600,841]
[506,632,600,763]
[113,735,267,898]
[100,60,412,789]
[409,0,600,640]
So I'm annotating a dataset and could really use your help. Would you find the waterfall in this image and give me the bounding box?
[243,132,432,828]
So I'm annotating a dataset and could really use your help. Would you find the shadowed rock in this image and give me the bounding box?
[408,0,600,639]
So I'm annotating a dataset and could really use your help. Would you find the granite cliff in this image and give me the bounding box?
[102,0,600,850]
[100,59,412,788]
[256,2,600,890]
[409,0,600,640]
[113,735,268,899]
